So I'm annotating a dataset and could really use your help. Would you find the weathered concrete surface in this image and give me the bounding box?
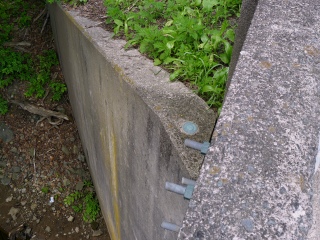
[49,3,216,240]
[226,0,258,91]
[179,0,320,239]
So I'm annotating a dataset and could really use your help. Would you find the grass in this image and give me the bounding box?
[0,0,67,115]
[103,0,242,110]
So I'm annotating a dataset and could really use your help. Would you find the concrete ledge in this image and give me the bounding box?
[179,0,320,239]
[49,3,216,240]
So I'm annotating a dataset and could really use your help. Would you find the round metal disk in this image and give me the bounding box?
[182,121,199,135]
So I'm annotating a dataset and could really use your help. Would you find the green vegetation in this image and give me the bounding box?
[104,0,241,109]
[0,0,67,115]
[41,186,50,194]
[64,180,101,223]
[43,0,241,109]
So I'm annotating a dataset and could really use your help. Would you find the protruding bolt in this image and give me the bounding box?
[184,139,210,154]
[165,182,186,195]
[165,182,194,200]
[182,177,196,186]
[161,221,180,232]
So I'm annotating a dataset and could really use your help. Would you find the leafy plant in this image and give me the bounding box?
[64,181,101,223]
[41,186,50,194]
[25,49,61,99]
[64,191,83,206]
[0,96,8,115]
[50,82,67,101]
[104,0,242,110]
[0,0,67,115]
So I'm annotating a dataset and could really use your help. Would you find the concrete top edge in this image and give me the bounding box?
[50,4,217,179]
[179,0,320,239]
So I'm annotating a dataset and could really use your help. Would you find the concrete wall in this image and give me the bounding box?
[49,4,216,240]
[179,0,320,239]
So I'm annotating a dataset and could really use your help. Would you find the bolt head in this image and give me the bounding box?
[182,122,198,135]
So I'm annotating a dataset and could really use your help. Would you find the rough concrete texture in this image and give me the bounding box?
[49,4,216,240]
[179,0,320,239]
[226,0,258,91]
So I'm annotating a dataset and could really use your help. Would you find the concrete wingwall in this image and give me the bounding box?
[179,0,320,239]
[49,4,216,240]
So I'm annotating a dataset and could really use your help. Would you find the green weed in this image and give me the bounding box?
[104,0,241,109]
[0,96,8,115]
[41,186,50,194]
[64,180,101,223]
[0,0,67,115]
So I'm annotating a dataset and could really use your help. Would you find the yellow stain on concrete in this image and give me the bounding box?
[100,126,122,240]
[304,45,320,56]
[209,166,221,175]
[109,129,122,240]
[259,61,272,69]
[114,64,134,85]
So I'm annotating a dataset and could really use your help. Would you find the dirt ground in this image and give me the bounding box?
[0,0,111,239]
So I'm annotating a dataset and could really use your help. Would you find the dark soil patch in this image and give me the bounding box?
[0,0,110,239]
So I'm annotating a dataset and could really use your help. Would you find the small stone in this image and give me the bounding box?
[6,196,13,202]
[8,207,19,221]
[75,181,84,191]
[61,146,70,155]
[1,177,11,186]
[0,161,7,168]
[73,145,79,154]
[63,178,70,186]
[92,229,103,237]
[11,166,21,173]
[241,218,254,232]
[0,123,14,143]
[75,169,86,178]
[67,216,74,222]
[77,154,85,162]
[12,173,19,180]
[36,219,40,224]
[45,226,51,232]
[31,203,37,210]
[10,147,18,154]
[75,227,79,233]
[32,216,37,221]
[25,227,32,236]
[21,188,26,194]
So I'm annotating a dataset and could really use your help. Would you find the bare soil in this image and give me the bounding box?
[0,0,111,239]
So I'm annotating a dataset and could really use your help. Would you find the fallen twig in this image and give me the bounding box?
[13,46,31,53]
[3,41,31,47]
[9,100,69,124]
[34,6,47,22]
[41,11,50,34]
